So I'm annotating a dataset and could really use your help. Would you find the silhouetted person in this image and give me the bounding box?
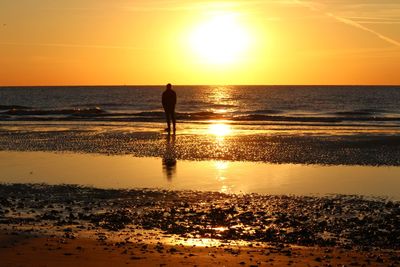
[162,134,176,181]
[162,83,176,133]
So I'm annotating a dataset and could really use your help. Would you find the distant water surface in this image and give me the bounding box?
[1,86,399,129]
[2,86,400,199]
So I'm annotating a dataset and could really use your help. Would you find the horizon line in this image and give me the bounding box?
[1,84,400,87]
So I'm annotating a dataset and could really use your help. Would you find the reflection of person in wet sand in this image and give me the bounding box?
[162,134,177,181]
[162,83,177,133]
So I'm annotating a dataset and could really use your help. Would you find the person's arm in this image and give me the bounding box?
[162,92,166,107]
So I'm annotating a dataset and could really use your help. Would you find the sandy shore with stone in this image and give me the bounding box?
[1,184,399,266]
[1,230,399,267]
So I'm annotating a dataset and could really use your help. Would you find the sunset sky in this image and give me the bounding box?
[0,0,399,86]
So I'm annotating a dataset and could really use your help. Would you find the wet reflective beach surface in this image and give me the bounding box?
[1,121,400,166]
[1,118,400,260]
[1,151,400,199]
[1,120,400,198]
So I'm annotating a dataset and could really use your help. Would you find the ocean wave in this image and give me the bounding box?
[331,109,388,116]
[132,111,165,117]
[234,114,400,122]
[235,115,341,122]
[251,109,283,114]
[132,111,224,120]
[73,103,128,107]
[1,107,400,124]
[1,107,105,116]
[0,105,32,110]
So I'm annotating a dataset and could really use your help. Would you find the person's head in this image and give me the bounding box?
[166,83,172,90]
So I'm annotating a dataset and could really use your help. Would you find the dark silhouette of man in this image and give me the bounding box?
[162,83,176,133]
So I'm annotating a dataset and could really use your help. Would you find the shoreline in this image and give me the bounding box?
[1,128,400,166]
[1,151,400,198]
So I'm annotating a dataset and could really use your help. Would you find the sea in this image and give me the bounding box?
[1,85,400,198]
[1,85,400,129]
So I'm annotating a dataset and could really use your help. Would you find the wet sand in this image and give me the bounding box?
[0,184,399,266]
[1,123,400,265]
[1,231,399,267]
[2,151,400,198]
[1,126,400,165]
[1,184,399,248]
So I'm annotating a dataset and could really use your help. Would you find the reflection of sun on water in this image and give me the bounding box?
[214,109,228,114]
[211,226,228,232]
[208,123,232,193]
[210,86,230,102]
[214,160,230,193]
[208,86,236,114]
[209,123,232,137]
[220,185,229,193]
[215,161,228,170]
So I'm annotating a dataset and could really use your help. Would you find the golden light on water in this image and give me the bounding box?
[208,123,232,137]
[214,109,228,114]
[208,122,232,192]
[220,185,229,193]
[214,161,229,171]
[214,161,230,193]
[212,226,229,232]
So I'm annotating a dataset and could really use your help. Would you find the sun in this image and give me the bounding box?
[189,13,251,65]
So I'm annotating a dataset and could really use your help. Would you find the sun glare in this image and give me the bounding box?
[189,13,251,65]
[209,123,232,137]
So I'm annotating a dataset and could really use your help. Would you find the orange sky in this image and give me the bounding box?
[0,0,399,86]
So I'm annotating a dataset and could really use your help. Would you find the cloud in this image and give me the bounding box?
[0,42,143,50]
[345,17,400,24]
[121,1,270,12]
[299,46,400,58]
[40,1,277,13]
[293,0,400,47]
[325,13,400,47]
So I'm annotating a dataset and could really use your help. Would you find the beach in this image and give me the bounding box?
[1,184,399,266]
[2,0,400,263]
[1,124,400,165]
[1,232,399,267]
[1,86,400,266]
